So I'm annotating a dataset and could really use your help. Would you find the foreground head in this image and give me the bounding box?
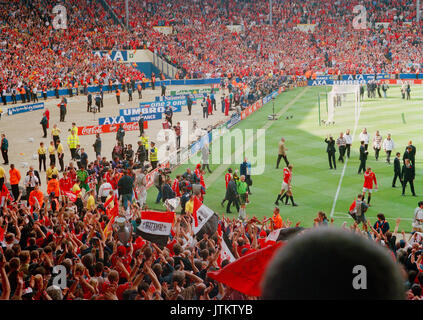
[262,228,404,299]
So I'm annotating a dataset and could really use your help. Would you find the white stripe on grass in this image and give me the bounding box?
[205,87,310,187]
[330,98,363,218]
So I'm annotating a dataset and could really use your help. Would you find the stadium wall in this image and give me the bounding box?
[3,72,421,103]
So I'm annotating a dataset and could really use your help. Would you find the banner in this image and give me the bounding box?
[170,88,219,96]
[263,90,279,105]
[192,203,218,239]
[118,100,185,116]
[7,102,44,116]
[240,100,263,120]
[78,122,148,135]
[155,95,198,103]
[139,99,187,109]
[92,50,128,62]
[266,227,304,243]
[226,113,241,129]
[99,113,163,124]
[137,211,175,248]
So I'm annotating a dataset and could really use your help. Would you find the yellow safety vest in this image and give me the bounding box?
[140,136,149,149]
[67,135,79,148]
[150,147,158,161]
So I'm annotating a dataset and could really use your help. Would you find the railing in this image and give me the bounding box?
[151,51,179,79]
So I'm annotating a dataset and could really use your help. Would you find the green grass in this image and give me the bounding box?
[146,85,423,232]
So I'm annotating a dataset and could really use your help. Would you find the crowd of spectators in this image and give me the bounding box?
[1,0,423,96]
[0,0,144,95]
[106,0,423,79]
[0,152,422,300]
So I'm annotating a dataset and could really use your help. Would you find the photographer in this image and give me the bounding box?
[124,144,134,162]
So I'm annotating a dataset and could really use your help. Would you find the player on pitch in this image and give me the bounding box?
[274,164,297,206]
[363,167,378,206]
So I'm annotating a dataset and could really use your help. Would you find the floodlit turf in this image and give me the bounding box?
[146,85,423,232]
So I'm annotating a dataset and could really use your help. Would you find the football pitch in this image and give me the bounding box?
[146,85,423,232]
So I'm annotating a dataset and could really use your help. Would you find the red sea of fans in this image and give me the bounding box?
[1,0,423,94]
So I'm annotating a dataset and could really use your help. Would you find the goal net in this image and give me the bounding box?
[323,84,361,125]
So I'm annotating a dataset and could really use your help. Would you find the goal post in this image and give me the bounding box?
[321,84,361,126]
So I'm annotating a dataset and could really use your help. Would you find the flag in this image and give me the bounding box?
[0,225,4,242]
[136,211,175,248]
[207,242,284,297]
[104,195,114,209]
[266,227,304,243]
[349,199,357,213]
[0,184,13,207]
[192,196,202,227]
[64,191,77,202]
[220,233,236,263]
[192,203,218,240]
[104,195,119,238]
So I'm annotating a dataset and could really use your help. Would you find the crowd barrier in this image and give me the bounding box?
[4,73,423,103]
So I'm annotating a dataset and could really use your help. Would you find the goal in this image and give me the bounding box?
[318,84,361,126]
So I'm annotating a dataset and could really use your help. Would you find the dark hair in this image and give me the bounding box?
[262,228,405,299]
[411,284,422,297]
[377,213,385,221]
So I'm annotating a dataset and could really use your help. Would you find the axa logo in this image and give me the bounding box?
[311,80,328,86]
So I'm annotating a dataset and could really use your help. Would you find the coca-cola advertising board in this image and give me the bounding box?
[77,121,148,136]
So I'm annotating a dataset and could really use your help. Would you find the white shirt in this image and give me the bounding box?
[98,182,113,198]
[383,138,395,151]
[413,207,423,228]
[24,174,39,188]
[344,134,352,145]
[373,135,383,149]
[359,132,369,144]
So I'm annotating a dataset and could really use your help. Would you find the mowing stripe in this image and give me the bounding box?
[330,96,363,218]
[205,87,310,187]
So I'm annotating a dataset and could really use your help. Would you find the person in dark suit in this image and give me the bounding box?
[404,141,416,166]
[225,176,239,214]
[392,152,402,188]
[87,93,92,112]
[358,141,368,174]
[325,135,336,170]
[402,158,416,196]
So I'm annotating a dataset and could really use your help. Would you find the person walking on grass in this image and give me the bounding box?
[358,141,368,174]
[274,164,297,206]
[392,152,402,188]
[276,137,289,168]
[236,175,248,220]
[325,135,336,170]
[336,132,346,163]
[383,133,395,164]
[345,129,352,158]
[402,158,416,196]
[363,167,377,206]
[372,130,383,161]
